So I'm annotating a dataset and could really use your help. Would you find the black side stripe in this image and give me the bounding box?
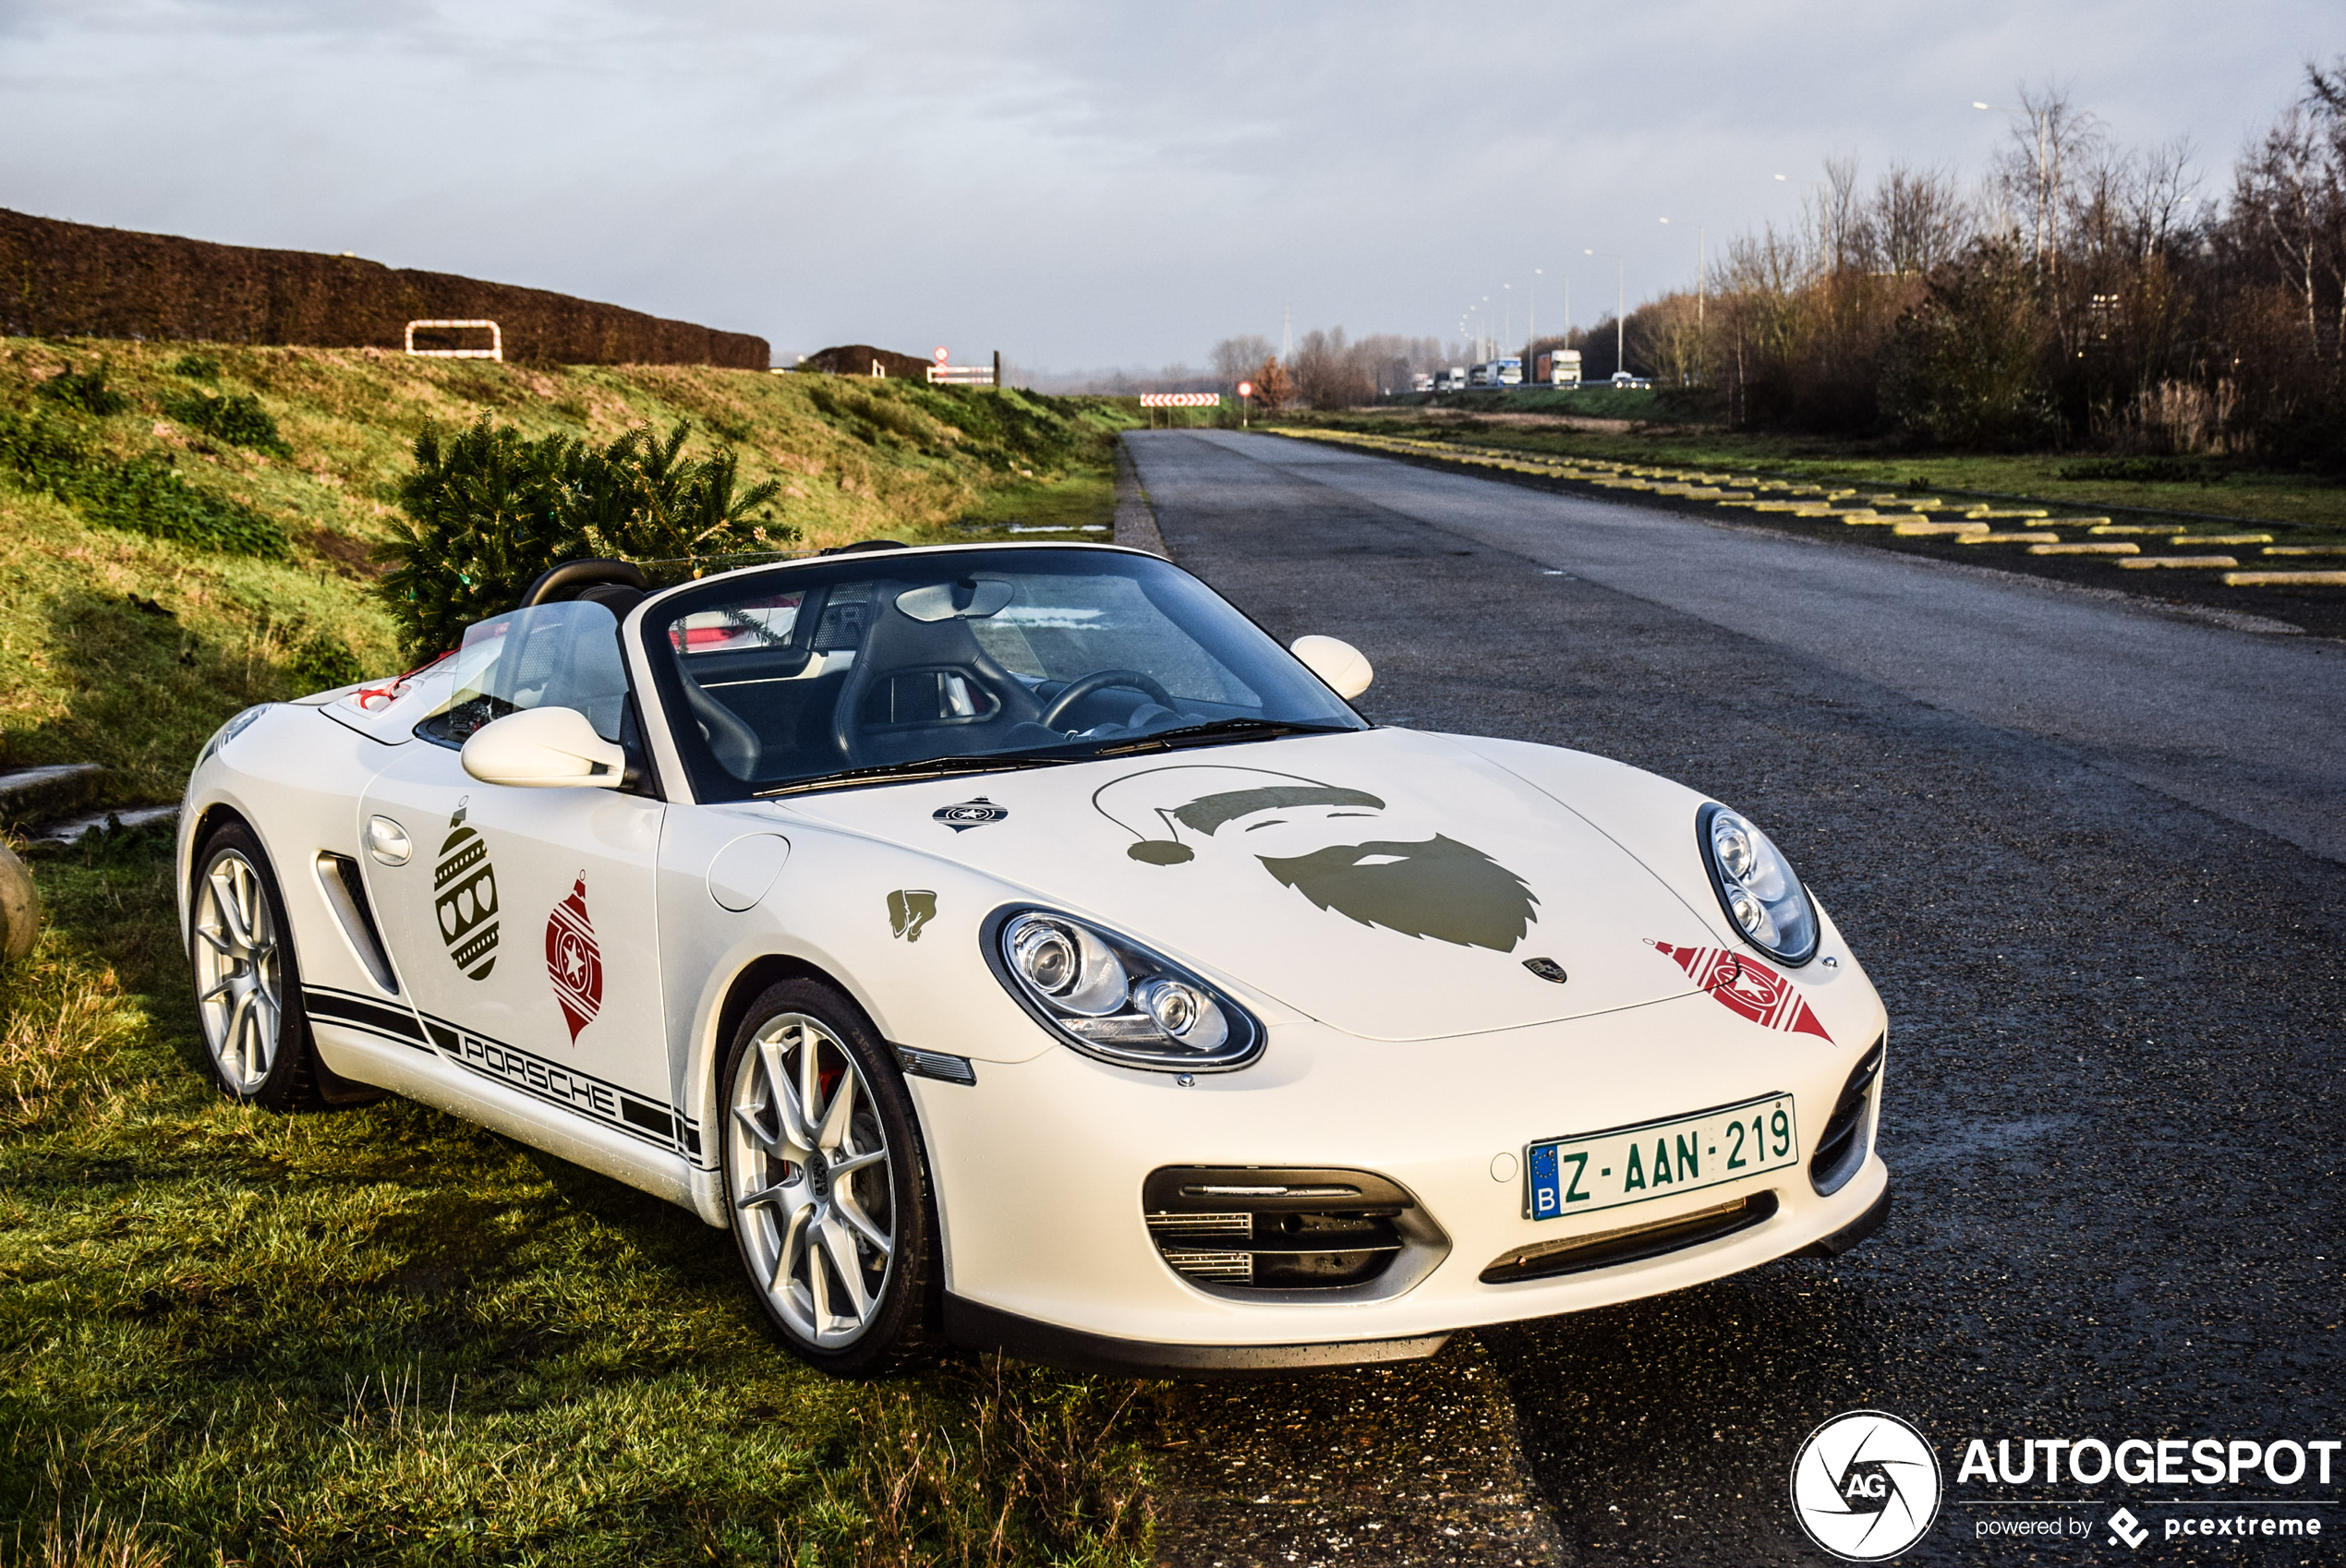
[304,986,429,1048]
[303,986,687,1157]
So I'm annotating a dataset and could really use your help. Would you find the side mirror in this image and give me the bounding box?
[462,706,627,789]
[1290,634,1373,700]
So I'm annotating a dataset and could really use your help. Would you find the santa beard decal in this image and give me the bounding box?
[1258,835,1539,952]
[546,875,604,1043]
[1648,939,1830,1042]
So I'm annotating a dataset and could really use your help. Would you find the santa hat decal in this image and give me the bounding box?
[1092,766,1385,864]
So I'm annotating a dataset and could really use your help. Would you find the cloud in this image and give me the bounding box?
[0,0,2331,366]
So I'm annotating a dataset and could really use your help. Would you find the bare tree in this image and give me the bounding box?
[1994,82,2106,275]
[1211,335,1274,391]
[1855,164,1974,274]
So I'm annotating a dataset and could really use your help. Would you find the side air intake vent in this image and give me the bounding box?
[314,852,398,995]
[1142,1165,1447,1302]
[1809,1037,1885,1196]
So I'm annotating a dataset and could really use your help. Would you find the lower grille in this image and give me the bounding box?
[1143,1166,1429,1295]
[1479,1190,1779,1285]
[1809,1038,1886,1196]
[1155,1248,1254,1283]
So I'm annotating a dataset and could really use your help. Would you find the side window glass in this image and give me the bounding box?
[416,600,628,748]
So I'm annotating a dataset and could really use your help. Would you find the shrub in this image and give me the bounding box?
[160,390,291,456]
[380,416,793,657]
[2056,456,2219,485]
[170,352,221,380]
[285,630,367,694]
[1880,243,2057,451]
[34,361,128,417]
[0,410,289,557]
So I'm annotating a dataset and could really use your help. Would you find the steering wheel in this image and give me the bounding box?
[1038,669,1179,731]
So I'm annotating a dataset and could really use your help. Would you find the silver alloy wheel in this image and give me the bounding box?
[727,1011,897,1347]
[194,849,283,1092]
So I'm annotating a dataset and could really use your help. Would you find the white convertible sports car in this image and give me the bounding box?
[179,541,1891,1375]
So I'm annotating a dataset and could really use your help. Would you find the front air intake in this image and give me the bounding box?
[1142,1166,1445,1300]
[1808,1037,1886,1196]
[1480,1191,1779,1285]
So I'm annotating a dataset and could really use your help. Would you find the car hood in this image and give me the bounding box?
[775,728,1727,1043]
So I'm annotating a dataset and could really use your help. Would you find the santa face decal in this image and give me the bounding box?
[546,874,604,1043]
[1649,939,1830,1042]
[1094,766,1539,953]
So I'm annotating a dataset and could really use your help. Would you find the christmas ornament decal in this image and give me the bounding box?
[1648,940,1830,1042]
[433,801,500,980]
[545,874,603,1043]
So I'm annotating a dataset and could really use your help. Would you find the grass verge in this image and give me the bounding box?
[1296,404,2346,532]
[0,823,1160,1566]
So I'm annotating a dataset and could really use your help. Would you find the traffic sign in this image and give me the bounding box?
[1238,380,1254,398]
[934,345,949,364]
[1140,392,1222,408]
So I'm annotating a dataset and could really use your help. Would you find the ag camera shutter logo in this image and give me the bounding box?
[1790,1410,1943,1561]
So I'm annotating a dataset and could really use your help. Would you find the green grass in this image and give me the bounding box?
[1,826,1160,1566]
[1295,406,2346,532]
[0,342,1133,807]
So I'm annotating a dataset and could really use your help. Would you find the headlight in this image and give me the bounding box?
[986,909,1263,1072]
[1697,803,1819,965]
[195,704,276,770]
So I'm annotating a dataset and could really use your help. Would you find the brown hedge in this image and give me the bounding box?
[799,344,939,380]
[0,208,768,368]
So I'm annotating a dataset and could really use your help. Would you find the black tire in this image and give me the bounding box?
[187,820,368,1111]
[720,977,943,1375]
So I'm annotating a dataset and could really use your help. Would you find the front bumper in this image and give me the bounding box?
[909,987,1892,1370]
[943,1182,1892,1375]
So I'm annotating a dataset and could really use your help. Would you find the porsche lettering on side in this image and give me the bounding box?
[178,542,1892,1376]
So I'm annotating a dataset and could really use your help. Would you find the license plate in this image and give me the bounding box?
[1526,1093,1797,1221]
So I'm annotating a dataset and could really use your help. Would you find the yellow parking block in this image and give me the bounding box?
[2119,556,2240,570]
[2169,533,2273,546]
[2032,542,2139,555]
[2223,570,2346,586]
[2086,525,2170,536]
[2263,545,2346,556]
[1978,508,2053,520]
[1892,520,1991,536]
[1958,531,2062,544]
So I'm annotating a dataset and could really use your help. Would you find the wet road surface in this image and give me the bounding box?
[1129,430,2343,1567]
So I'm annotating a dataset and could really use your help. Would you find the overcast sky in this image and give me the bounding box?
[2,1,2337,371]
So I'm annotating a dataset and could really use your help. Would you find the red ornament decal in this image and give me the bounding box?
[546,874,603,1043]
[1648,940,1832,1042]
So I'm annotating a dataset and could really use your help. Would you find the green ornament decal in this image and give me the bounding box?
[433,800,500,980]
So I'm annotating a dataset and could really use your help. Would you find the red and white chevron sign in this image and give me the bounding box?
[1140,392,1223,407]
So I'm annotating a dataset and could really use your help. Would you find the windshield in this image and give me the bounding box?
[640,548,1366,800]
[414,599,628,749]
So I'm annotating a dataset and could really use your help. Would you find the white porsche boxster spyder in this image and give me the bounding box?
[179,541,1891,1375]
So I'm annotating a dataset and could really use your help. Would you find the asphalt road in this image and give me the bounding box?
[1127,430,2344,1567]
